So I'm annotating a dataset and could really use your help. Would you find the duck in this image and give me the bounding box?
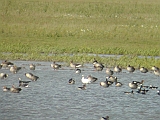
[29,64,35,70]
[106,68,114,76]
[124,90,134,94]
[1,60,14,68]
[51,61,61,70]
[70,61,82,69]
[100,116,109,120]
[157,90,160,95]
[153,70,160,76]
[115,79,123,87]
[106,76,117,83]
[9,65,21,74]
[127,65,135,73]
[81,75,91,84]
[0,73,8,79]
[75,68,81,74]
[10,85,22,93]
[68,78,75,84]
[25,73,39,81]
[87,75,98,83]
[129,81,138,89]
[114,65,122,73]
[2,86,10,92]
[140,67,148,73]
[78,84,86,90]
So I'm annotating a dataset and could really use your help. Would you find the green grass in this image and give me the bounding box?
[0,0,160,68]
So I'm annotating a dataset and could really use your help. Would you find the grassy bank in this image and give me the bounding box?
[0,0,160,68]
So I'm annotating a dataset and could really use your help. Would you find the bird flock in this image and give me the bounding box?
[1,59,160,119]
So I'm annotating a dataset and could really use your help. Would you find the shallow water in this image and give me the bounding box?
[0,60,160,120]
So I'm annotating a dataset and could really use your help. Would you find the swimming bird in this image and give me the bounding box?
[70,61,82,69]
[100,81,110,88]
[0,73,8,79]
[151,66,159,71]
[75,68,81,74]
[9,65,21,73]
[140,67,148,73]
[132,80,144,86]
[137,85,149,94]
[100,116,109,120]
[114,65,122,73]
[18,78,31,84]
[25,73,39,81]
[129,81,138,89]
[68,78,75,84]
[153,70,160,76]
[127,65,135,73]
[106,76,117,83]
[124,90,134,94]
[93,61,104,71]
[81,75,91,84]
[10,85,22,93]
[115,79,123,87]
[87,75,98,83]
[1,60,14,68]
[106,68,114,76]
[51,61,61,70]
[78,84,86,90]
[157,90,160,95]
[2,86,10,92]
[29,64,35,70]
[149,85,158,89]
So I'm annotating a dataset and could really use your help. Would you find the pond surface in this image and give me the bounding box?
[0,60,160,120]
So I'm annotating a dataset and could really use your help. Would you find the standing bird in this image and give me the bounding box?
[29,64,35,70]
[127,65,135,73]
[70,61,82,69]
[51,61,61,70]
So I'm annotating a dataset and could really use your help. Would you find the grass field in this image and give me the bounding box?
[0,0,160,68]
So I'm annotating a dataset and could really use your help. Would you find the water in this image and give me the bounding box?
[0,60,160,120]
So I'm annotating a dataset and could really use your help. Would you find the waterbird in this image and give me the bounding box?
[10,85,22,93]
[87,75,98,83]
[18,78,31,84]
[0,73,8,79]
[81,75,91,84]
[100,81,110,88]
[93,60,104,71]
[153,70,160,76]
[149,85,158,89]
[151,66,159,71]
[124,90,134,94]
[78,84,86,90]
[106,76,117,83]
[9,65,21,74]
[114,65,122,73]
[75,68,81,74]
[1,60,14,68]
[100,116,109,120]
[129,81,138,89]
[51,61,61,70]
[106,68,113,76]
[140,67,148,73]
[157,90,160,95]
[127,65,135,73]
[2,86,10,92]
[115,79,123,87]
[70,61,82,69]
[68,78,75,84]
[25,73,39,81]
[29,64,35,70]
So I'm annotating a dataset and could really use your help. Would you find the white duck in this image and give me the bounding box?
[81,75,91,84]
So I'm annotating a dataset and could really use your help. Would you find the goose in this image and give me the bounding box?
[81,75,91,84]
[132,80,144,86]
[151,66,159,71]
[18,78,31,84]
[127,65,135,73]
[140,67,148,73]
[93,62,104,71]
[19,83,29,87]
[9,65,21,74]
[68,78,75,84]
[106,76,117,83]
[70,61,82,69]
[106,68,114,76]
[149,85,158,89]
[94,66,104,71]
[75,68,81,74]
[100,81,109,88]
[87,75,98,83]
[78,84,86,90]
[29,64,35,70]
[10,85,22,93]
[100,116,109,120]
[115,79,123,87]
[154,70,160,76]
[25,73,39,81]
[114,65,122,73]
[1,60,14,68]
[51,61,61,70]
[124,90,134,94]
[129,81,138,89]
[2,86,10,92]
[0,73,8,79]
[157,90,160,95]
